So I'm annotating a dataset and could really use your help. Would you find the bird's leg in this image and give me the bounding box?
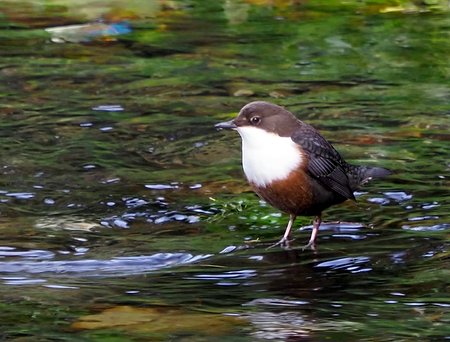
[267,214,296,249]
[302,214,321,251]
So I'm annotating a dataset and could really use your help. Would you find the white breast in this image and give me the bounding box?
[236,126,303,187]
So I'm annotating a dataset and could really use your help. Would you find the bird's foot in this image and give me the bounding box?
[266,236,292,250]
[301,240,317,251]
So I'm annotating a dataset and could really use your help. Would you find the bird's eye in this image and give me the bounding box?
[250,116,261,125]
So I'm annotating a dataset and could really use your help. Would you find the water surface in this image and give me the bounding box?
[0,1,449,340]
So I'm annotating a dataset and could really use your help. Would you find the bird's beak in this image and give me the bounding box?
[215,120,237,130]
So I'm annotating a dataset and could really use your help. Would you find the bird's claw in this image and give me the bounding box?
[266,237,292,250]
[301,240,317,251]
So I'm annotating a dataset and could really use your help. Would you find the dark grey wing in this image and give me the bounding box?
[291,125,355,200]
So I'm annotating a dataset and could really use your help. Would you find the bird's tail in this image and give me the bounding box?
[348,165,391,190]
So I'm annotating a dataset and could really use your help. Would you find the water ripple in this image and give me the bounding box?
[92,104,124,112]
[383,191,413,202]
[244,298,309,307]
[0,253,211,280]
[315,256,371,273]
[5,192,35,199]
[145,183,179,190]
[0,248,55,260]
[188,269,257,282]
[402,223,449,231]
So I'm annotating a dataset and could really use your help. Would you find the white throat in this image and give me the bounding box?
[236,126,302,187]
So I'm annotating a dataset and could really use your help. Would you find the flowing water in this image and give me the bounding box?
[0,1,449,341]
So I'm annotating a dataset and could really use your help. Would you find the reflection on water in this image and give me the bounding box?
[315,256,372,273]
[0,251,210,281]
[0,0,449,340]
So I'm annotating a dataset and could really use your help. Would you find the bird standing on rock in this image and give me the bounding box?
[215,101,390,249]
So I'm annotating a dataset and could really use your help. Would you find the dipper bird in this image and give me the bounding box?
[215,101,390,249]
